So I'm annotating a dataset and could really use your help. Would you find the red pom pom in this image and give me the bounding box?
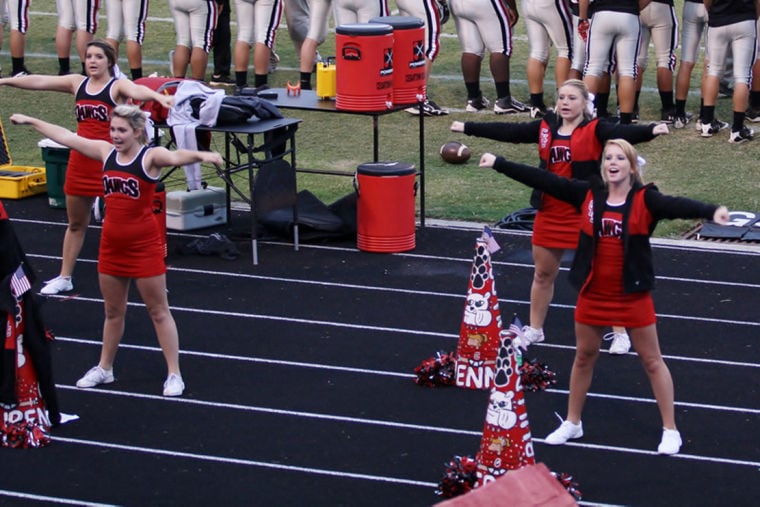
[414,351,458,387]
[1,421,51,449]
[27,424,51,448]
[519,358,557,392]
[551,470,583,501]
[436,455,478,498]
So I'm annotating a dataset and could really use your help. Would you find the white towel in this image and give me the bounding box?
[167,81,225,189]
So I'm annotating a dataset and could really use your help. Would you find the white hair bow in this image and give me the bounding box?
[637,156,646,176]
[587,92,596,117]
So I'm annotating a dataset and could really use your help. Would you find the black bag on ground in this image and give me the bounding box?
[259,190,347,241]
[177,233,241,260]
[328,192,358,235]
[495,207,537,231]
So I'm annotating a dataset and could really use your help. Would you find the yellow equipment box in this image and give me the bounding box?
[0,117,48,199]
[0,167,48,199]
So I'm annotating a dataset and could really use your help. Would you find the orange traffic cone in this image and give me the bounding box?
[1,299,52,448]
[455,237,502,390]
[475,322,535,486]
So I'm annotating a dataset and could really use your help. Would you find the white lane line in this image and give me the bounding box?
[50,391,760,470]
[15,215,760,286]
[50,295,457,337]
[536,440,760,468]
[56,340,760,414]
[24,251,760,327]
[51,436,439,488]
[0,490,118,507]
[56,384,482,436]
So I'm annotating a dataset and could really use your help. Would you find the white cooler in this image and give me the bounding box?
[166,186,227,231]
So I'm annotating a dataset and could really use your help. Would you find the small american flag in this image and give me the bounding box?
[10,264,31,298]
[480,225,501,254]
[508,314,526,352]
[509,314,523,336]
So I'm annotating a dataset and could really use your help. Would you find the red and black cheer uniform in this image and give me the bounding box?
[488,156,719,328]
[65,77,119,197]
[463,112,658,249]
[99,147,164,278]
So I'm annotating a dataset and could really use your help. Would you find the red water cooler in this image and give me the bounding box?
[370,15,426,106]
[355,162,417,252]
[335,23,394,111]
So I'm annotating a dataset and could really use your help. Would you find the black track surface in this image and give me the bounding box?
[1,194,758,507]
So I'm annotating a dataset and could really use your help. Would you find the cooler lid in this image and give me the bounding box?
[369,16,425,30]
[166,187,227,212]
[357,161,416,176]
[37,138,68,149]
[336,23,393,36]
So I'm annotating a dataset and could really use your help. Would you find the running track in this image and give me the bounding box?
[1,195,758,506]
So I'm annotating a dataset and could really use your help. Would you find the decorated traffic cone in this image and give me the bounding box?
[474,322,535,487]
[1,299,52,448]
[1,201,58,448]
[455,230,502,390]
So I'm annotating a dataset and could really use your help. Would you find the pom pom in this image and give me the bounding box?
[414,351,457,387]
[1,421,50,449]
[26,424,51,448]
[519,358,557,392]
[435,455,478,498]
[551,470,583,501]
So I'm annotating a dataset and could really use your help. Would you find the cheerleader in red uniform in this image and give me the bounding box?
[478,138,729,454]
[0,40,174,295]
[10,105,223,397]
[452,79,670,354]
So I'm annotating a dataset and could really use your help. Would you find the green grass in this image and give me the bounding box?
[1,1,758,238]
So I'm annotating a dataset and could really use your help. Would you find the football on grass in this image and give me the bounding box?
[440,141,472,164]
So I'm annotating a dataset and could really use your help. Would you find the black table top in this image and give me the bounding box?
[196,116,302,134]
[264,88,415,115]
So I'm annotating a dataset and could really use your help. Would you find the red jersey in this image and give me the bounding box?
[532,119,605,249]
[531,132,582,248]
[574,202,655,328]
[98,147,165,278]
[64,77,118,197]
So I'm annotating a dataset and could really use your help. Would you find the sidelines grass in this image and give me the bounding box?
[0,1,758,238]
